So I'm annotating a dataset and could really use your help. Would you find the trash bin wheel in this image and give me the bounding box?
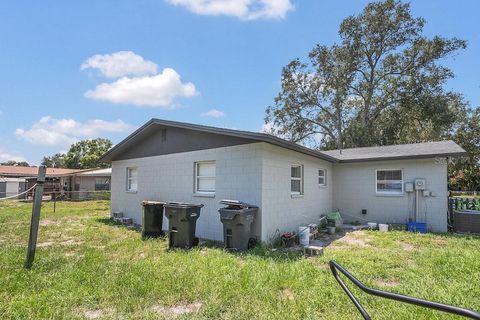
[193,237,199,247]
[247,237,257,249]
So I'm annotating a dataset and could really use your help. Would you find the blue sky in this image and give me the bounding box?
[0,0,478,165]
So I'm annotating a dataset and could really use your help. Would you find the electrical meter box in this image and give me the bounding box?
[414,179,426,190]
[405,182,414,192]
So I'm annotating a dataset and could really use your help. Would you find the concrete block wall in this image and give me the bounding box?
[260,143,333,242]
[111,143,263,241]
[332,158,448,232]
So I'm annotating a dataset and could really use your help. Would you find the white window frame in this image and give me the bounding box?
[318,168,327,187]
[126,167,138,192]
[290,164,304,195]
[194,161,216,195]
[375,169,403,195]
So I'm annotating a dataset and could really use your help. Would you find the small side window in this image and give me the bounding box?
[291,165,304,195]
[376,169,403,194]
[318,169,326,186]
[195,161,216,194]
[126,167,138,192]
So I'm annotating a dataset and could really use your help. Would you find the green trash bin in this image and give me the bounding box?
[164,202,203,249]
[141,201,165,239]
[218,200,258,251]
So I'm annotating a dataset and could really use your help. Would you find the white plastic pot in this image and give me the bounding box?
[298,226,310,246]
[379,224,389,232]
[367,222,377,229]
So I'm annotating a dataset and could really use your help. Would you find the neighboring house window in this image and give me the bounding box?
[95,178,110,191]
[318,169,326,186]
[376,169,403,194]
[195,161,216,194]
[291,165,304,195]
[126,168,138,192]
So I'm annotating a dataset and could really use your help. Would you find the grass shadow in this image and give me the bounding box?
[236,245,305,262]
[95,217,142,232]
[440,231,480,240]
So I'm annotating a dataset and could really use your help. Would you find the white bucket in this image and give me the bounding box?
[379,224,389,232]
[298,226,310,246]
[367,222,377,229]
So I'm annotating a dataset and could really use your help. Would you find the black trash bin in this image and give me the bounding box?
[218,200,258,251]
[141,201,165,239]
[164,202,203,249]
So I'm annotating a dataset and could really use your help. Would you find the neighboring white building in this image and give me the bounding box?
[67,168,111,200]
[0,177,27,199]
[99,119,466,243]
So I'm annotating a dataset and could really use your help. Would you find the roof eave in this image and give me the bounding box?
[337,151,467,163]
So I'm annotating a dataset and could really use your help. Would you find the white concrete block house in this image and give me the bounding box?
[99,119,466,243]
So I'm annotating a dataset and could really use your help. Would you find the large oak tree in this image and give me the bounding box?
[266,0,467,150]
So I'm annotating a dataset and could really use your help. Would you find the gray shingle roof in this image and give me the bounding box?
[321,140,466,163]
[98,119,339,163]
[99,118,466,163]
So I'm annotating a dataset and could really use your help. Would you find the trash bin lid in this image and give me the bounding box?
[219,199,258,209]
[164,202,204,208]
[141,200,166,206]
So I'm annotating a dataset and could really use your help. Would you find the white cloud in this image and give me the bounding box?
[81,51,158,78]
[0,148,26,163]
[15,116,132,146]
[201,109,225,118]
[84,68,198,108]
[166,0,294,20]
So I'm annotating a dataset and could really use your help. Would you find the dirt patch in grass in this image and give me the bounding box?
[279,288,295,301]
[37,241,55,247]
[375,279,400,288]
[40,219,60,226]
[82,308,115,319]
[84,309,103,319]
[61,239,84,246]
[396,240,416,251]
[334,231,372,248]
[151,302,202,318]
[434,238,448,247]
[37,239,84,247]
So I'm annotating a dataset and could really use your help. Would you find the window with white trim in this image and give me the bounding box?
[195,161,216,194]
[126,167,138,192]
[291,165,304,195]
[376,169,403,194]
[318,169,326,186]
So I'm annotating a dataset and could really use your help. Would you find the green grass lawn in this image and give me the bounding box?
[1,200,480,319]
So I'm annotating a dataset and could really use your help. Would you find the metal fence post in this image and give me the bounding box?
[25,166,46,269]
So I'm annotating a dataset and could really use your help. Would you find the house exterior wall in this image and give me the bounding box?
[332,158,448,232]
[110,140,450,243]
[111,143,263,241]
[260,143,333,242]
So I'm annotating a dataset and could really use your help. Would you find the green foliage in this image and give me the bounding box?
[41,153,66,168]
[0,201,480,319]
[449,108,480,190]
[0,160,30,167]
[64,138,112,169]
[266,0,467,149]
